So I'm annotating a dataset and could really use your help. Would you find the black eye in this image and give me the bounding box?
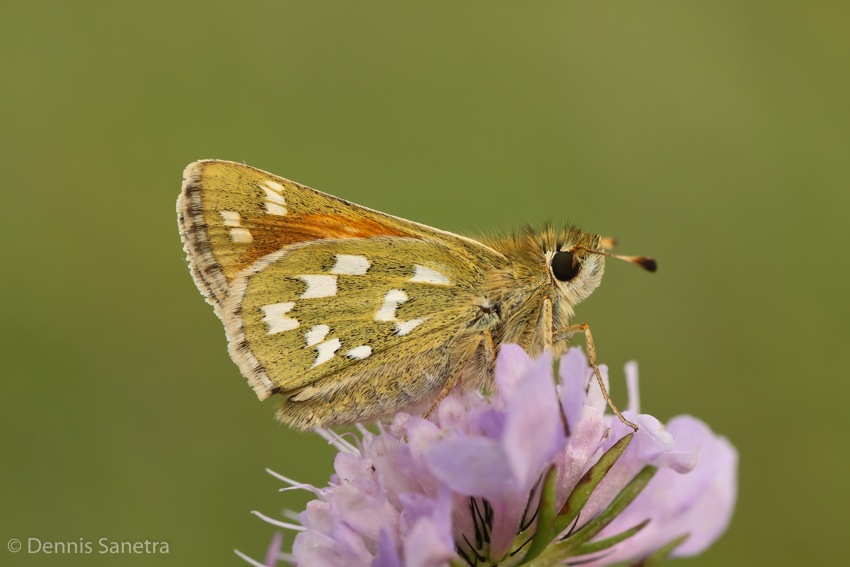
[551,251,581,282]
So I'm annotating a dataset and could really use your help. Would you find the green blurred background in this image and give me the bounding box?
[1,1,848,565]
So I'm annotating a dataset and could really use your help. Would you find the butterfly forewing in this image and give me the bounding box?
[177,160,504,310]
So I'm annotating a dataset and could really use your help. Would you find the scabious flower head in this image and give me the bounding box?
[239,345,737,567]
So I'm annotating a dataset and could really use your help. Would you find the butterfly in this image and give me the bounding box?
[177,160,656,431]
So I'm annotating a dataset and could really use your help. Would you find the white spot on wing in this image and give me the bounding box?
[261,302,298,334]
[297,275,337,299]
[305,325,330,347]
[330,254,370,275]
[409,265,451,285]
[263,180,284,193]
[374,289,408,321]
[265,202,287,216]
[230,228,253,243]
[346,345,372,359]
[219,210,241,227]
[262,187,286,205]
[312,339,341,367]
[396,319,425,336]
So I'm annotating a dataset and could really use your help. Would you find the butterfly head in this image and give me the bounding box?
[491,224,655,313]
[545,227,607,308]
[487,225,606,310]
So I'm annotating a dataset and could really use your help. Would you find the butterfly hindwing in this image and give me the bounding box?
[224,237,484,399]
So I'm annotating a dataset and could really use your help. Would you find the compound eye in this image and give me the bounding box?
[551,250,581,282]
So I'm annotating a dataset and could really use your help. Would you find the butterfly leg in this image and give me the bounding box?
[554,324,639,431]
[520,296,554,357]
[538,296,554,353]
[422,330,495,421]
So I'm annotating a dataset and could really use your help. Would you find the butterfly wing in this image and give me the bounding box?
[178,160,506,428]
[177,160,503,311]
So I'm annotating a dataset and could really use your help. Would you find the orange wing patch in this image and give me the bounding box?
[238,213,410,268]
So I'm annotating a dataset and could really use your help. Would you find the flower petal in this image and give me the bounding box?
[371,526,401,567]
[402,486,456,567]
[503,351,566,488]
[439,394,468,425]
[292,522,372,567]
[332,480,399,548]
[335,451,374,483]
[664,416,738,556]
[469,405,505,439]
[425,435,515,496]
[366,435,423,509]
[403,518,455,567]
[554,404,606,508]
[559,346,591,427]
[494,343,534,402]
[585,364,610,416]
[300,500,334,535]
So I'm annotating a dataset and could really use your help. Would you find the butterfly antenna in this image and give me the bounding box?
[574,245,657,273]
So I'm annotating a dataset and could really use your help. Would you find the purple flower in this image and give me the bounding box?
[237,345,737,567]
